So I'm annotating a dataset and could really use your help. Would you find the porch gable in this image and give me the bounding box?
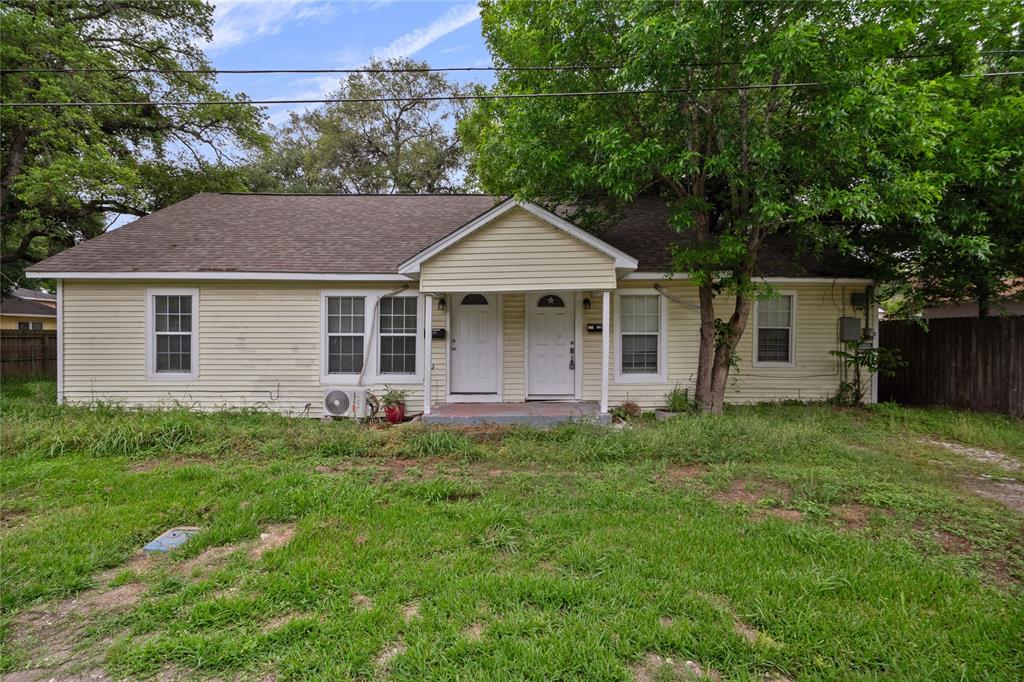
[402,200,636,293]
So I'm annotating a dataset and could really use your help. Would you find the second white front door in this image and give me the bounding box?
[527,293,575,397]
[451,293,499,394]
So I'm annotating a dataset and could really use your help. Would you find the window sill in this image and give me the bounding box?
[146,372,199,381]
[613,373,668,385]
[752,361,795,368]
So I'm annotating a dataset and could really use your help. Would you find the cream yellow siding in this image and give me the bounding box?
[501,293,526,401]
[419,208,616,292]
[1,315,56,330]
[580,281,868,408]
[63,278,867,416]
[61,280,427,415]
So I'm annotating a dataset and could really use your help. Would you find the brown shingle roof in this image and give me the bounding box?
[0,297,57,317]
[27,193,865,278]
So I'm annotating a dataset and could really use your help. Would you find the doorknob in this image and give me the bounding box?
[451,338,456,351]
[569,341,575,370]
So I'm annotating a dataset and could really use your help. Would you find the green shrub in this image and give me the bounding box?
[663,384,697,413]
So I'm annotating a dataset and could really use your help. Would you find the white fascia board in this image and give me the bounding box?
[621,272,873,285]
[0,313,56,318]
[25,271,415,282]
[398,199,639,274]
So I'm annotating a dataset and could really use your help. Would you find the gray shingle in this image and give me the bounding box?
[27,193,864,278]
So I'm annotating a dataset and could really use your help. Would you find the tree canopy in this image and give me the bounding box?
[0,0,267,293]
[464,0,1023,412]
[247,58,474,194]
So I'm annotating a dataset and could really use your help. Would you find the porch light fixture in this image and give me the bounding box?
[583,298,591,310]
[437,296,446,312]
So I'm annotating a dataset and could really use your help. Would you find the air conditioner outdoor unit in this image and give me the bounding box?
[323,388,371,419]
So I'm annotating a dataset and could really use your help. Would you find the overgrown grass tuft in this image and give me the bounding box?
[2,379,1023,680]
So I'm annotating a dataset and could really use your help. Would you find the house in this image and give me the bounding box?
[25,193,877,420]
[1,286,57,330]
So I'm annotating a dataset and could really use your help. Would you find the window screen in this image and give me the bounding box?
[326,296,365,373]
[379,296,417,374]
[620,295,660,374]
[154,294,193,373]
[757,296,793,363]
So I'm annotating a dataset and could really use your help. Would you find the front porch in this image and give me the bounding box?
[422,401,610,426]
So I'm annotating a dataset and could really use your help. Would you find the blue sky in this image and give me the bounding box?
[204,0,493,125]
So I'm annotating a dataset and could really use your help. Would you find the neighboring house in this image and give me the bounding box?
[26,193,877,417]
[0,286,57,330]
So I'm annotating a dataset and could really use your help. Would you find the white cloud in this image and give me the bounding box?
[208,0,336,52]
[372,3,480,60]
[259,3,483,124]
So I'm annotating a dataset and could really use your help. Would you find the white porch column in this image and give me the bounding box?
[423,294,433,415]
[601,290,610,413]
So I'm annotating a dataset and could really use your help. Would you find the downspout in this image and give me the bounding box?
[357,283,410,387]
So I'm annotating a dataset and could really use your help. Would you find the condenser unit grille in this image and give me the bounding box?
[324,390,352,416]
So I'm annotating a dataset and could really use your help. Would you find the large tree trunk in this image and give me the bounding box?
[695,285,716,412]
[708,294,754,414]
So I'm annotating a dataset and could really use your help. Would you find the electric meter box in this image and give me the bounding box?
[839,317,863,342]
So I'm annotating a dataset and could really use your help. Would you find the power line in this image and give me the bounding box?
[2,71,1020,109]
[1,50,1021,75]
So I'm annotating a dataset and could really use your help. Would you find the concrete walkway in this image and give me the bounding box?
[422,401,609,426]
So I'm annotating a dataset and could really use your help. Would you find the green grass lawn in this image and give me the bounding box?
[1,380,1022,681]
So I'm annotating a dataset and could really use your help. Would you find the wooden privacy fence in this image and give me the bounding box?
[879,317,1023,418]
[1,330,58,378]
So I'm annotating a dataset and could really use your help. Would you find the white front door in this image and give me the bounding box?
[527,293,575,397]
[451,293,499,394]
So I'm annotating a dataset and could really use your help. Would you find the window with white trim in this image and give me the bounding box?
[378,296,417,374]
[756,295,794,364]
[326,296,365,374]
[152,293,195,375]
[619,295,660,374]
[31,322,42,330]
[17,322,29,330]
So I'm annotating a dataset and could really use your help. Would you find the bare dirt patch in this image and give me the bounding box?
[713,478,792,506]
[250,523,297,560]
[373,641,406,675]
[4,572,149,681]
[831,503,893,530]
[713,478,802,521]
[659,616,674,627]
[933,529,974,555]
[629,653,721,681]
[462,622,484,642]
[966,476,1024,514]
[660,464,706,485]
[920,438,1022,471]
[351,593,373,610]
[752,508,804,522]
[699,592,775,648]
[260,611,313,634]
[176,544,238,578]
[401,601,420,623]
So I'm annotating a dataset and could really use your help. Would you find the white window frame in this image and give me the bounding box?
[614,291,668,383]
[753,290,797,367]
[145,287,199,381]
[324,293,369,379]
[320,290,424,385]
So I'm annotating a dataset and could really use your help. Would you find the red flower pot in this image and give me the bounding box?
[384,403,406,424]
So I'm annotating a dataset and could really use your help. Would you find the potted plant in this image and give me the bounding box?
[379,385,410,424]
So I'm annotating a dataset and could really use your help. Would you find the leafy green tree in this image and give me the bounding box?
[0,0,267,293]
[250,58,474,194]
[869,47,1024,318]
[464,0,1021,413]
